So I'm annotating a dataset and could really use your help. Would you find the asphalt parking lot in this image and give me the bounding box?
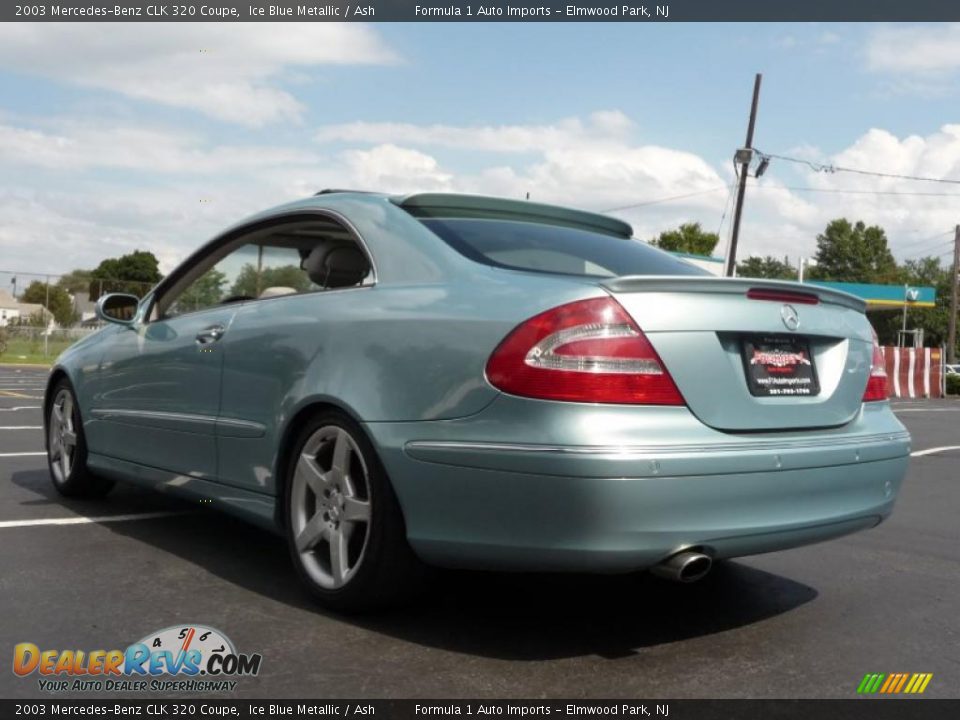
[1,365,958,700]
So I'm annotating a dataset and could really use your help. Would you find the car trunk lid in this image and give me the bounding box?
[602,276,874,431]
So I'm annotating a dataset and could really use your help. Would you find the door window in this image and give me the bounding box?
[156,219,372,319]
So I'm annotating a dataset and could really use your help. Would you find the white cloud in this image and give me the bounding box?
[315,111,636,153]
[774,31,841,52]
[341,144,454,192]
[0,121,324,173]
[316,111,728,218]
[4,110,960,276]
[777,35,798,49]
[866,24,960,75]
[0,23,397,126]
[736,125,960,262]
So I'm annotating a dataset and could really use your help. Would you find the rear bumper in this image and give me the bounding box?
[365,397,910,572]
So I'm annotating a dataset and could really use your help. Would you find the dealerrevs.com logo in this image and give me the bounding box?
[13,625,262,693]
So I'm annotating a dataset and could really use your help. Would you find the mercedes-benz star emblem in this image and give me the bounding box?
[781,304,800,331]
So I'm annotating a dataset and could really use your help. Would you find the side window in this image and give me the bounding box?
[158,219,373,319]
[233,245,316,298]
[166,244,318,317]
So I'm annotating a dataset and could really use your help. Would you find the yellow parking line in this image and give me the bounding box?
[0,391,39,398]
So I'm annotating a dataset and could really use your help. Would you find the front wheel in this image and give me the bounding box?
[47,380,113,499]
[285,410,426,612]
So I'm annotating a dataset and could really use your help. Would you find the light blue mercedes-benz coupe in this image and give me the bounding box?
[44,191,910,610]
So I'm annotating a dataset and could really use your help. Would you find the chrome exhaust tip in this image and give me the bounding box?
[650,551,713,583]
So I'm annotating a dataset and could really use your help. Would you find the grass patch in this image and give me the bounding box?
[0,337,75,365]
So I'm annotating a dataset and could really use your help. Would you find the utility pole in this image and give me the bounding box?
[725,73,763,277]
[948,224,960,364]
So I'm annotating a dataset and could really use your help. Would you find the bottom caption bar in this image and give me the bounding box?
[1,700,955,719]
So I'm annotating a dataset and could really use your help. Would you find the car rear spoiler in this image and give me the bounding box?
[601,276,868,313]
[395,193,633,239]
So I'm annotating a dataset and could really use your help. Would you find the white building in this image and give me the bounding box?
[0,288,48,327]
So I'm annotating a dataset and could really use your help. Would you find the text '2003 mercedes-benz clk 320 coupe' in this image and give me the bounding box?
[45,191,910,610]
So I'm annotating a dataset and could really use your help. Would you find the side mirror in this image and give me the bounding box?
[96,293,140,325]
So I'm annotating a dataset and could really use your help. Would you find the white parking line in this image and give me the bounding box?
[911,446,960,457]
[0,426,42,430]
[0,512,184,529]
[0,452,45,457]
[0,407,41,412]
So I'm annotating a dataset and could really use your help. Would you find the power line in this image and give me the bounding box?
[606,182,960,215]
[760,185,960,198]
[756,150,960,186]
[716,181,737,238]
[910,240,953,257]
[601,186,731,213]
[897,230,955,251]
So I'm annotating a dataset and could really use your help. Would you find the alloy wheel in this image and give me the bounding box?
[290,425,373,589]
[49,388,78,484]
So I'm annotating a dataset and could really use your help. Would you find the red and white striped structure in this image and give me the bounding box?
[880,346,944,399]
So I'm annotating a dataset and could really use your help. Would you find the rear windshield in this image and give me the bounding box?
[420,218,710,278]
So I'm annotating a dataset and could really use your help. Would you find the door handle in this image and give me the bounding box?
[195,325,226,344]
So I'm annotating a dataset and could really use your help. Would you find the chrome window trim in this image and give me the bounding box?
[147,208,378,323]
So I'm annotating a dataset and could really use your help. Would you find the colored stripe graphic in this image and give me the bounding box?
[857,673,932,694]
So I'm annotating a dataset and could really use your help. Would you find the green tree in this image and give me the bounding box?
[176,269,228,312]
[90,250,162,300]
[20,280,77,327]
[651,222,720,256]
[737,255,798,280]
[894,256,953,348]
[56,269,93,294]
[229,264,311,298]
[900,256,943,287]
[808,219,898,283]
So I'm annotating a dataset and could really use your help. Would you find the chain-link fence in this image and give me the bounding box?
[0,325,97,362]
[0,270,157,360]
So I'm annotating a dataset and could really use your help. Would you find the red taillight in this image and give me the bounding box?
[863,329,888,402]
[746,288,820,305]
[485,297,685,405]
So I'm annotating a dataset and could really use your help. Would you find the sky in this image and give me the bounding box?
[2,21,960,280]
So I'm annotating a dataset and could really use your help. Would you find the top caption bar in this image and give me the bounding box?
[7,0,960,22]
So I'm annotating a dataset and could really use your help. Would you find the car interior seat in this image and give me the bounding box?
[259,286,299,299]
[301,240,370,289]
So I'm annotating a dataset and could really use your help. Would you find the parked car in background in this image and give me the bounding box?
[945,364,960,376]
[44,191,911,611]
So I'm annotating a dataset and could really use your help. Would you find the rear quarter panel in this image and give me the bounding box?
[215,266,604,494]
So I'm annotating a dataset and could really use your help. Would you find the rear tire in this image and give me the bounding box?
[46,379,114,499]
[284,409,427,612]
